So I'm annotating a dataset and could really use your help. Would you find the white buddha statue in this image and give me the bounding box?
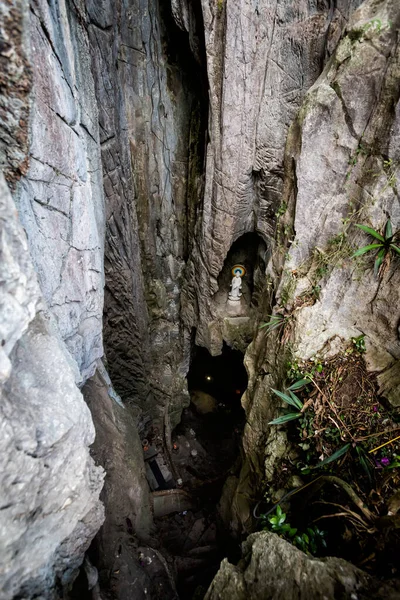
[228,272,242,301]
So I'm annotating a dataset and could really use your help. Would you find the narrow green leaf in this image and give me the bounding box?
[359,454,373,485]
[287,378,310,391]
[259,315,285,332]
[374,247,386,276]
[271,388,300,409]
[268,412,302,425]
[315,443,351,468]
[385,219,393,240]
[390,244,400,256]
[352,243,382,257]
[355,224,385,242]
[276,505,282,517]
[289,390,304,411]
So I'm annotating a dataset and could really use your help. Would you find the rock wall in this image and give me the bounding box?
[206,532,400,600]
[0,171,104,599]
[14,0,105,383]
[182,0,363,355]
[228,0,400,534]
[0,1,105,597]
[87,0,207,430]
[2,0,400,596]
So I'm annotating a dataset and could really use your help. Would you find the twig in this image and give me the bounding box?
[355,426,400,442]
[316,475,375,522]
[313,500,372,529]
[369,434,400,454]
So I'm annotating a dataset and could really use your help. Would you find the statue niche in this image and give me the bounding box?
[228,265,245,303]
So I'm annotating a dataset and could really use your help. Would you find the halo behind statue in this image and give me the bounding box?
[231,264,246,277]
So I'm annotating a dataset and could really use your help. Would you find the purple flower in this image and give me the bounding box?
[373,405,379,412]
[380,457,390,466]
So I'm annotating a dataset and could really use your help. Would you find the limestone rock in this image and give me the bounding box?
[87,0,203,420]
[280,0,400,390]
[0,173,104,599]
[0,0,31,187]
[15,0,105,382]
[231,0,400,534]
[82,370,153,591]
[205,532,400,600]
[182,0,363,354]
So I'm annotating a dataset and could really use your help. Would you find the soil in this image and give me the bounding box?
[259,348,400,578]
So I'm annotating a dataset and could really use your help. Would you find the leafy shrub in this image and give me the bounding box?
[263,506,327,555]
[268,379,310,425]
[352,219,400,276]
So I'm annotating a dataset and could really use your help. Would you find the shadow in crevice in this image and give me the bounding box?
[154,343,247,598]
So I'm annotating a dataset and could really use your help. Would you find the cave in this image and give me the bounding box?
[215,232,268,312]
[153,344,247,598]
[3,0,400,599]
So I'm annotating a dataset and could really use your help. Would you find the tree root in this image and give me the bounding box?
[307,475,375,523]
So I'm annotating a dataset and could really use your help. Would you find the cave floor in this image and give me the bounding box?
[154,404,244,599]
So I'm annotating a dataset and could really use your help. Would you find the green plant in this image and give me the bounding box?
[351,334,366,354]
[388,454,400,469]
[355,446,374,484]
[280,270,297,305]
[314,443,351,469]
[264,505,297,537]
[259,314,286,334]
[294,526,328,555]
[352,219,400,275]
[275,202,287,218]
[263,506,327,555]
[268,379,310,425]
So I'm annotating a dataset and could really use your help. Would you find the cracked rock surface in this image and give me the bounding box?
[205,532,400,600]
[0,172,104,599]
[15,0,105,382]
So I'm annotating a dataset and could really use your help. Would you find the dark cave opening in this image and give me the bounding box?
[187,343,248,408]
[215,232,268,310]
[154,344,247,598]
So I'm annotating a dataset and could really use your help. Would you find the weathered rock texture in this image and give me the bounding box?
[205,532,400,600]
[0,0,31,187]
[0,173,104,599]
[228,0,400,534]
[15,0,105,382]
[182,0,364,355]
[83,369,153,595]
[2,0,400,597]
[87,0,207,430]
[0,1,105,597]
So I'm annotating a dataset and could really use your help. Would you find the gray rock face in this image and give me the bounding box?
[14,0,105,382]
[228,0,400,534]
[205,532,400,600]
[0,173,104,599]
[182,0,363,355]
[285,0,400,367]
[83,369,153,588]
[0,0,31,187]
[86,0,205,427]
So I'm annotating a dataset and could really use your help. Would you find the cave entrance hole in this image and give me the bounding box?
[215,232,268,310]
[173,341,247,491]
[156,343,247,598]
